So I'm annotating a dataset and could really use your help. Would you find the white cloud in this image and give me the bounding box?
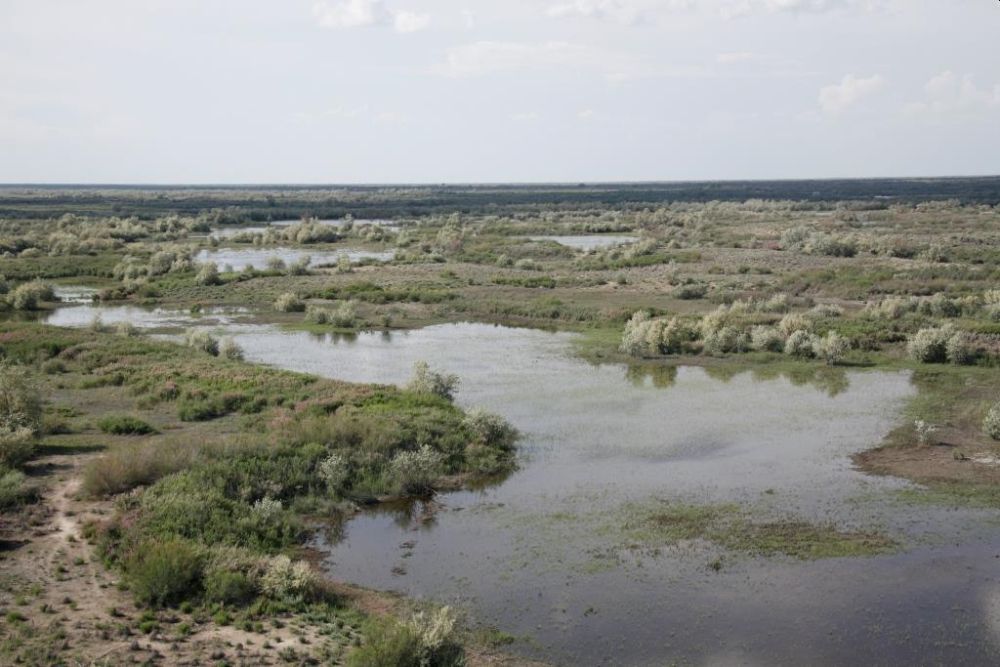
[578,109,597,120]
[818,73,884,115]
[393,11,430,33]
[431,41,648,80]
[511,112,540,122]
[904,71,1000,119]
[716,51,760,64]
[312,0,429,33]
[720,0,881,20]
[546,1,643,25]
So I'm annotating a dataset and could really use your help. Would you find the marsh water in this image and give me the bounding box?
[527,235,639,250]
[194,247,395,271]
[45,305,1000,665]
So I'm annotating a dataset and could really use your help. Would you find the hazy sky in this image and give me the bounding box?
[1,0,997,183]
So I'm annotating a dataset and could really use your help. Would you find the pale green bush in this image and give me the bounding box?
[815,331,849,365]
[274,292,305,313]
[0,362,41,434]
[406,362,459,401]
[785,330,818,358]
[250,497,283,522]
[195,262,221,286]
[390,445,444,494]
[702,326,748,356]
[116,321,138,337]
[946,332,976,365]
[0,427,35,468]
[318,453,350,493]
[8,281,55,310]
[463,409,518,449]
[184,329,219,356]
[907,326,953,363]
[261,555,314,602]
[406,606,458,657]
[750,325,785,352]
[219,337,245,361]
[777,313,810,337]
[984,402,1000,441]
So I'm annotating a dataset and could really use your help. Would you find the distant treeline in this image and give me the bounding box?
[1,176,999,219]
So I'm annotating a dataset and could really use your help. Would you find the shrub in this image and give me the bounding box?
[463,409,518,450]
[126,539,204,607]
[406,362,459,401]
[98,415,156,435]
[750,325,785,353]
[319,453,350,494]
[390,445,444,494]
[675,284,707,300]
[815,331,849,365]
[945,332,976,365]
[260,555,314,603]
[81,440,195,497]
[203,569,257,606]
[702,327,749,356]
[0,428,35,469]
[777,313,810,337]
[195,263,221,286]
[7,282,55,310]
[907,326,952,363]
[785,330,818,358]
[274,292,305,313]
[184,329,219,356]
[0,361,42,434]
[219,337,245,361]
[984,402,1000,441]
[348,607,462,667]
[620,311,652,356]
[115,321,138,337]
[0,469,32,509]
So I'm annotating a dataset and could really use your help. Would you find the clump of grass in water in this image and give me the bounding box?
[623,502,896,560]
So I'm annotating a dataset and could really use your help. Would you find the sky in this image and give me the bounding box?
[0,0,998,184]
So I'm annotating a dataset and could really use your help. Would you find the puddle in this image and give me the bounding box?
[527,235,639,250]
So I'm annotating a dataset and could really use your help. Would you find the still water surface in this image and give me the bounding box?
[43,306,1000,665]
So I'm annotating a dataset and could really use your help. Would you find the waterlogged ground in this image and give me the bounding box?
[210,218,397,239]
[527,235,639,250]
[45,306,1000,665]
[195,247,395,271]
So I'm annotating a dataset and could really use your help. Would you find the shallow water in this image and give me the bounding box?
[195,247,395,271]
[44,310,1000,665]
[527,235,639,250]
[211,218,396,239]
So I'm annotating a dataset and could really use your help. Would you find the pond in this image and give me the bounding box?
[527,235,639,251]
[43,308,1000,665]
[195,247,395,271]
[211,219,397,239]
